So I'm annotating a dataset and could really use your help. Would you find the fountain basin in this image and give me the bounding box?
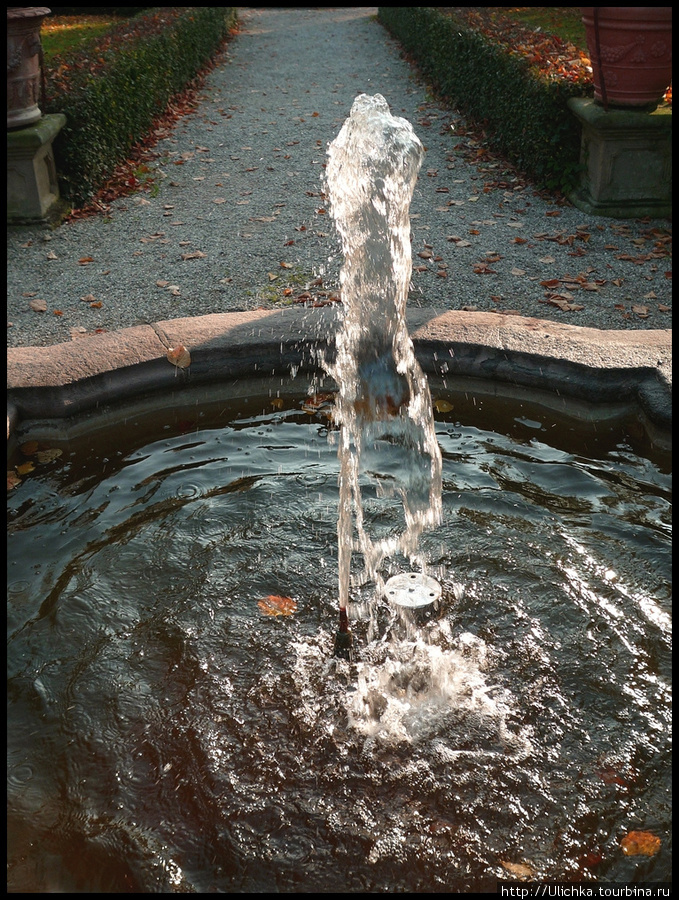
[6,308,672,891]
[6,307,672,440]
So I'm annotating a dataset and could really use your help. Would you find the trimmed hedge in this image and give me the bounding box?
[43,7,238,206]
[378,7,589,193]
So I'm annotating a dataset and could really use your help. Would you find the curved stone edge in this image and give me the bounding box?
[7,308,672,437]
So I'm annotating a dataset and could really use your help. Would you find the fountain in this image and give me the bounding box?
[324,94,443,655]
[6,95,672,890]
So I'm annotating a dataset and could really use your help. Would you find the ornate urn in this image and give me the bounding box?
[580,7,672,111]
[7,7,51,129]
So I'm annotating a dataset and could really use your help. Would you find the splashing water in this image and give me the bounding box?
[324,94,443,610]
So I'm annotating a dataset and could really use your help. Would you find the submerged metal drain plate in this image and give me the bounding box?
[383,572,442,611]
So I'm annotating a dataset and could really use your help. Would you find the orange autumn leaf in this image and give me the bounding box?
[257,595,297,616]
[620,831,661,857]
[433,398,454,413]
[20,441,39,456]
[167,344,191,369]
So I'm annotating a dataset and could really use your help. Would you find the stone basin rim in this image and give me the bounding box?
[7,307,672,441]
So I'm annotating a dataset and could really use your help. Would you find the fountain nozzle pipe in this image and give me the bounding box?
[333,607,353,660]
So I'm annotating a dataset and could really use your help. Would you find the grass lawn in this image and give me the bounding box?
[41,14,128,63]
[496,7,587,49]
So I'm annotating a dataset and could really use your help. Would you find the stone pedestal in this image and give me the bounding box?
[567,98,671,218]
[7,113,66,224]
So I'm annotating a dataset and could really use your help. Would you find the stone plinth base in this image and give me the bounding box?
[7,114,67,224]
[567,98,671,218]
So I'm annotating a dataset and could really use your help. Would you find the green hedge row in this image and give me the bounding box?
[377,7,588,193]
[43,7,238,206]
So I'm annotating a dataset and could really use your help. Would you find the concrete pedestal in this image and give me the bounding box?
[7,113,66,224]
[567,98,671,218]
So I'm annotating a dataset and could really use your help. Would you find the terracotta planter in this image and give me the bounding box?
[7,7,51,130]
[580,7,672,110]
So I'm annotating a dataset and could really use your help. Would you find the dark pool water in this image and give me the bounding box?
[7,386,672,891]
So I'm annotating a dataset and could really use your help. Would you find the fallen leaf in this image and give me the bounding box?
[433,399,454,413]
[167,344,191,369]
[280,261,293,269]
[181,250,206,260]
[80,293,97,303]
[620,831,661,857]
[418,249,433,259]
[35,448,63,463]
[500,860,534,880]
[20,441,39,456]
[29,299,47,312]
[257,595,297,616]
[632,305,650,318]
[511,267,526,276]
[16,461,35,476]
[89,301,103,309]
[78,256,94,265]
[7,471,22,490]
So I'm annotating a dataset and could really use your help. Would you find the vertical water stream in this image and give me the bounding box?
[324,94,443,618]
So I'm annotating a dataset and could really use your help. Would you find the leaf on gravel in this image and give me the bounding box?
[46,250,58,260]
[167,344,191,369]
[280,261,293,269]
[257,595,297,616]
[541,294,584,312]
[78,256,94,265]
[181,250,206,260]
[28,299,47,312]
[80,293,97,303]
[631,305,650,318]
[511,267,526,276]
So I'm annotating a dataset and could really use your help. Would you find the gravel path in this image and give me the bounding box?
[7,7,672,349]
